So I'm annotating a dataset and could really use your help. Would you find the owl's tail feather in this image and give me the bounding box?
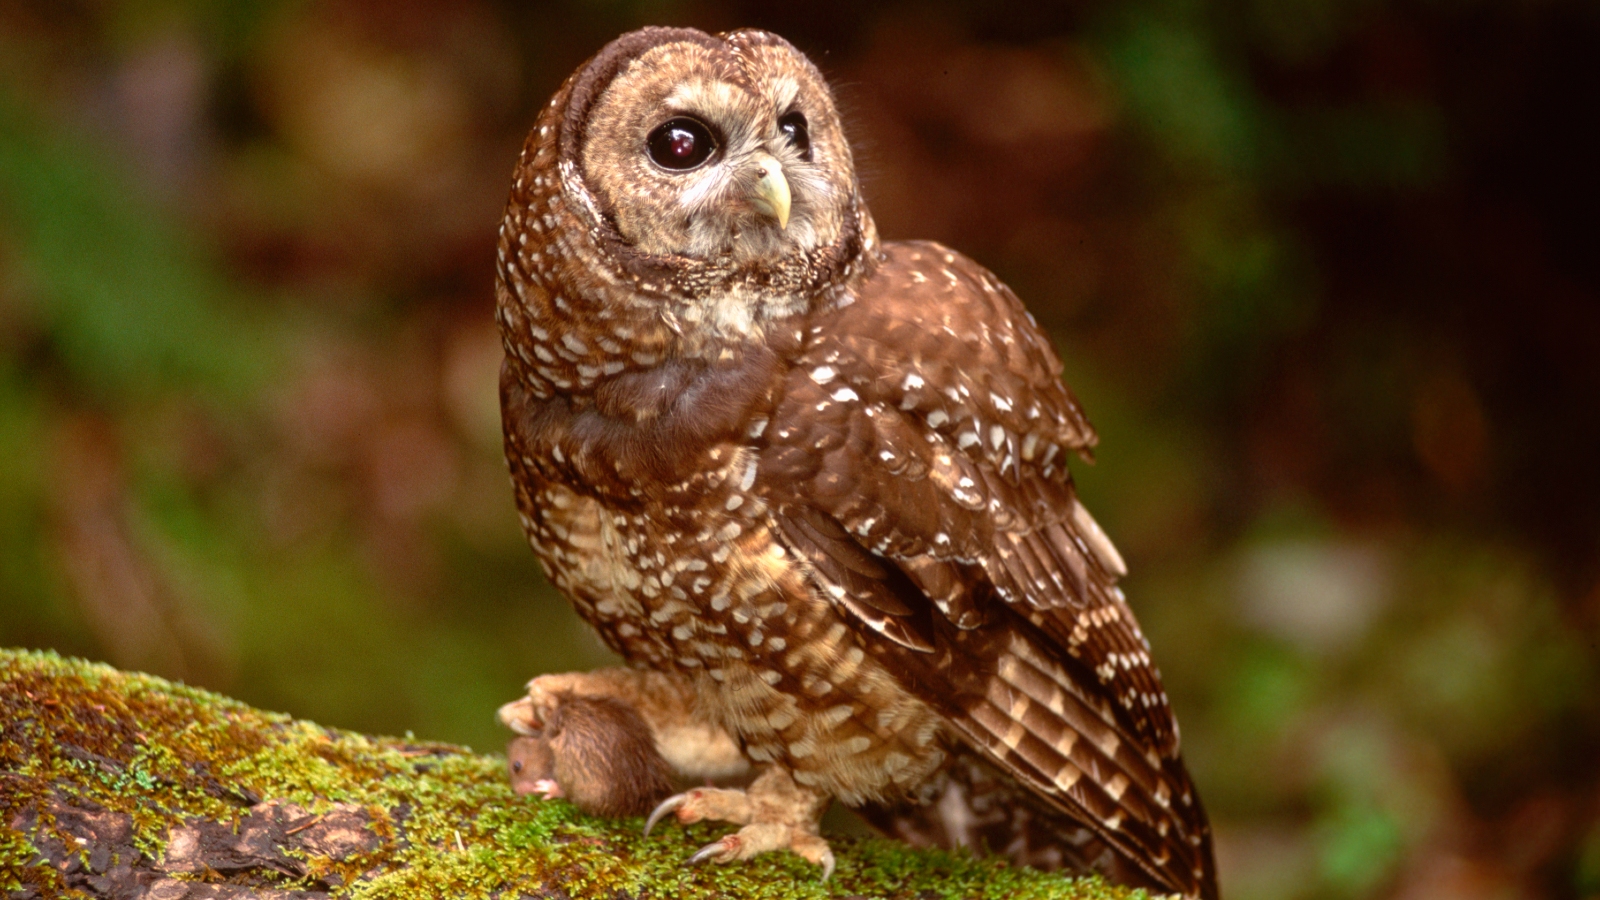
[854,747,1215,899]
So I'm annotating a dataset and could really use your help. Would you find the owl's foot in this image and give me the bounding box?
[499,670,636,734]
[644,767,834,880]
[685,823,835,879]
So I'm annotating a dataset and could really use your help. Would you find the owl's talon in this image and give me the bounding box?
[643,792,688,837]
[640,772,833,878]
[687,837,736,866]
[498,696,541,735]
[679,823,834,879]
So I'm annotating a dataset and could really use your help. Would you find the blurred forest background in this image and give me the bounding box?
[2,1,1598,897]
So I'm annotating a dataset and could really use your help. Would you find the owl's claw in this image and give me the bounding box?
[687,838,731,866]
[643,792,688,837]
[641,771,835,879]
[498,695,541,735]
[684,826,834,880]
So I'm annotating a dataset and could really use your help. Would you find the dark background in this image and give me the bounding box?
[2,1,1597,897]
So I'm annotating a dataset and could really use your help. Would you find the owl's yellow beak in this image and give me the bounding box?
[749,157,791,230]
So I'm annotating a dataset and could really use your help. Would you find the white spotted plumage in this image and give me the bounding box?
[496,25,1216,900]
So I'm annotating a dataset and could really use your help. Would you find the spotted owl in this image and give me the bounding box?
[493,26,1218,899]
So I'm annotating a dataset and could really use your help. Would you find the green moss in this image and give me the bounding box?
[0,648,1151,899]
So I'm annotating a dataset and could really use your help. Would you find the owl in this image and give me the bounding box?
[493,26,1218,899]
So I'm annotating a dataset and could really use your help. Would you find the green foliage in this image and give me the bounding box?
[0,94,274,402]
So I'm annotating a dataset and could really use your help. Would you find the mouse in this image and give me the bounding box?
[506,693,673,818]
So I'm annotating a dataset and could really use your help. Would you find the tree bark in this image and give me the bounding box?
[0,649,1142,899]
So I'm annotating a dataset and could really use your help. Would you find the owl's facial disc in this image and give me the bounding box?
[576,37,856,268]
[641,116,789,228]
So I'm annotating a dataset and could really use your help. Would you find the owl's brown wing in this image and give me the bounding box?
[854,746,1188,896]
[760,241,1216,898]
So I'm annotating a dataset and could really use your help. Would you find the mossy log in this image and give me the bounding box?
[1,649,1150,899]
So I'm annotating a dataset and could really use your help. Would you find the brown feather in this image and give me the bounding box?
[495,25,1217,899]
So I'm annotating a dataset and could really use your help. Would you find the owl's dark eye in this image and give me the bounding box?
[778,111,811,160]
[647,117,716,170]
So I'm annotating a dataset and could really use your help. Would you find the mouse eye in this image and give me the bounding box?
[778,111,811,161]
[647,117,717,170]
[511,760,523,773]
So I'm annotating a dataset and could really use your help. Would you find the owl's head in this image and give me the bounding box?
[557,27,863,272]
